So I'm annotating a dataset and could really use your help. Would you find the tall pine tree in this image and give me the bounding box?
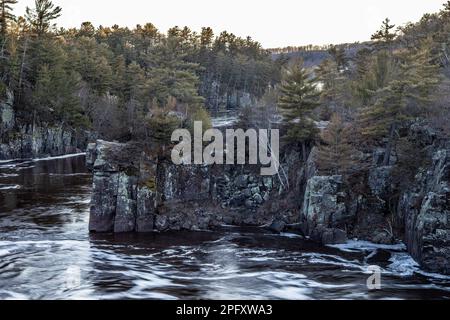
[25,0,62,36]
[0,0,16,39]
[371,18,397,45]
[278,60,319,159]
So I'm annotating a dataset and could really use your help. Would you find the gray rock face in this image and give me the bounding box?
[267,219,286,234]
[89,172,120,232]
[87,140,288,233]
[302,175,349,244]
[399,148,450,275]
[0,124,86,160]
[88,141,157,233]
[1,90,88,160]
[369,166,394,198]
[0,90,15,134]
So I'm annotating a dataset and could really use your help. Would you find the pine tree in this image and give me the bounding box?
[317,113,356,176]
[0,0,17,39]
[359,41,440,165]
[441,1,450,19]
[371,18,397,45]
[26,0,62,36]
[317,58,348,108]
[145,37,204,108]
[278,60,320,159]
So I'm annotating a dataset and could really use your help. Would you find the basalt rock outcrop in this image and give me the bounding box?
[87,140,307,233]
[0,124,88,160]
[301,175,349,245]
[0,91,88,160]
[399,147,450,274]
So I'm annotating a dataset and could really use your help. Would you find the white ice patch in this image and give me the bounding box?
[388,253,450,280]
[386,252,420,277]
[211,115,239,128]
[328,240,406,253]
[33,153,86,162]
[329,241,450,280]
[279,233,303,239]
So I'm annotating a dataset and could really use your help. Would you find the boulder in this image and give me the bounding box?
[267,219,287,234]
[321,228,348,245]
[302,175,351,245]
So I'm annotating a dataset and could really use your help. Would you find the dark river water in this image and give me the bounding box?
[0,155,449,300]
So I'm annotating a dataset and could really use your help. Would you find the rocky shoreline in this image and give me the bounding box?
[0,91,88,160]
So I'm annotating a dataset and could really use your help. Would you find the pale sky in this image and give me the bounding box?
[13,0,446,48]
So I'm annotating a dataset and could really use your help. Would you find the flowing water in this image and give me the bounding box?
[0,155,449,300]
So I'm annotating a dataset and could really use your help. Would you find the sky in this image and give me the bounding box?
[13,0,446,48]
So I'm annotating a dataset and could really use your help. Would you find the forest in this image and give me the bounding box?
[0,0,283,142]
[1,0,450,177]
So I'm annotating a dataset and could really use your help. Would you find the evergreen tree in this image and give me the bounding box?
[145,37,204,108]
[441,1,450,19]
[317,113,356,176]
[359,41,439,165]
[371,18,397,45]
[278,60,320,159]
[317,58,349,109]
[25,0,62,36]
[0,0,17,39]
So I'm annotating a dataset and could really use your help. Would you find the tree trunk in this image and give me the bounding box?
[18,37,29,96]
[383,124,396,166]
[302,141,307,163]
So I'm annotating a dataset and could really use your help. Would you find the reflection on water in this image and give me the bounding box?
[0,155,449,300]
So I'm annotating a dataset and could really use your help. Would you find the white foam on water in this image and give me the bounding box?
[0,185,21,190]
[0,291,29,300]
[268,286,311,300]
[0,173,19,177]
[0,159,24,164]
[0,249,11,257]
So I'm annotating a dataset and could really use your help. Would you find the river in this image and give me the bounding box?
[0,154,449,300]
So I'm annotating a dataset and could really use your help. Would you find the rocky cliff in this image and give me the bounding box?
[87,140,308,233]
[0,92,88,160]
[399,146,450,274]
